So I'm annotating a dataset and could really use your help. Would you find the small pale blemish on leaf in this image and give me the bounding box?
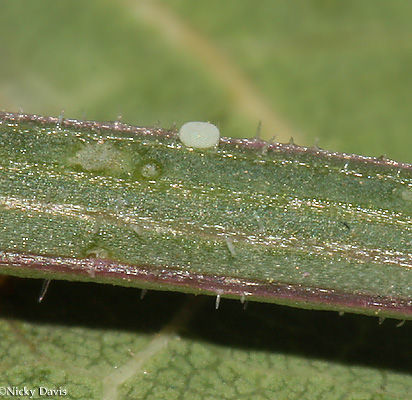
[139,159,162,180]
[69,141,130,175]
[378,316,386,325]
[400,189,412,201]
[130,224,144,236]
[140,289,148,300]
[392,187,412,202]
[85,247,110,259]
[396,320,405,328]
[81,258,100,277]
[179,121,220,149]
[254,214,265,233]
[225,236,236,257]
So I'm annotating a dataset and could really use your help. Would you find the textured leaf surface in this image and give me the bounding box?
[0,279,411,399]
[0,113,411,319]
[0,0,411,398]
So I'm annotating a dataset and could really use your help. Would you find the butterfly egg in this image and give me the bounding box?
[178,121,220,149]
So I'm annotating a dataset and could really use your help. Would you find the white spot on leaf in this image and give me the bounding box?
[179,121,220,149]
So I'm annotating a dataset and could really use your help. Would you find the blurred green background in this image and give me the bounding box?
[0,0,411,162]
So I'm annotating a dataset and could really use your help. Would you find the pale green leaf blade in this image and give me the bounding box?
[0,280,410,400]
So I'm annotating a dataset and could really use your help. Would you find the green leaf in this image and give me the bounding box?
[0,279,411,400]
[0,0,411,161]
[0,0,411,398]
[0,112,411,320]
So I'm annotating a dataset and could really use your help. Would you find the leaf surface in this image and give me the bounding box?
[0,279,410,400]
[0,0,411,397]
[0,113,411,319]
